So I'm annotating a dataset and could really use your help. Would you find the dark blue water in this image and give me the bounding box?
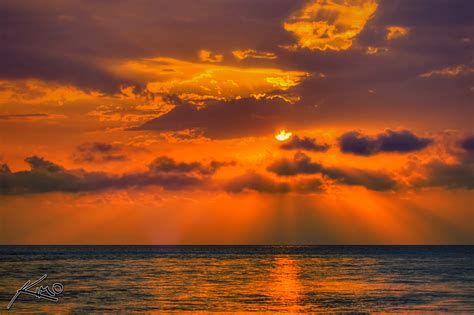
[1,246,473,312]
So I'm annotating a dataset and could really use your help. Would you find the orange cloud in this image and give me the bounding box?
[232,49,277,60]
[0,113,66,121]
[198,49,224,63]
[366,46,388,55]
[419,65,474,78]
[283,0,378,51]
[110,57,309,102]
[386,26,409,40]
[0,79,100,106]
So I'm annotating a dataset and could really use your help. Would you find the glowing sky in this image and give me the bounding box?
[0,0,473,244]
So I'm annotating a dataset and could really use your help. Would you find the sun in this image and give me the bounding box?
[275,130,292,141]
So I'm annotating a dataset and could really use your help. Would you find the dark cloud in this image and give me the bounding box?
[412,138,474,189]
[280,135,330,152]
[414,159,474,190]
[224,172,290,194]
[320,167,397,192]
[339,130,433,156]
[280,0,473,130]
[135,97,318,139]
[0,155,229,195]
[149,156,232,175]
[0,0,301,93]
[0,113,48,119]
[267,152,396,191]
[267,152,323,176]
[25,156,63,173]
[291,178,324,193]
[1,0,472,130]
[371,0,473,27]
[460,135,474,152]
[224,171,323,194]
[0,163,11,174]
[73,142,127,163]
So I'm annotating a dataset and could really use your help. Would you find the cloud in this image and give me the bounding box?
[283,0,378,51]
[407,136,474,190]
[419,65,474,78]
[224,172,290,193]
[224,171,324,194]
[365,46,388,55]
[2,0,472,133]
[339,130,433,156]
[232,49,277,60]
[0,1,301,94]
[198,50,223,63]
[135,96,319,139]
[460,135,474,152]
[149,156,232,175]
[267,152,323,176]
[291,177,325,193]
[25,156,63,173]
[0,164,10,174]
[0,113,49,120]
[110,57,308,103]
[280,135,330,152]
[267,152,396,191]
[413,160,474,190]
[386,26,409,40]
[73,142,127,163]
[0,79,99,106]
[0,155,230,195]
[321,167,397,191]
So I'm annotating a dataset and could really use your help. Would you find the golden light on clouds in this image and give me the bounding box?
[111,57,308,102]
[386,26,409,40]
[232,49,277,60]
[0,79,100,106]
[283,0,378,51]
[366,46,388,55]
[198,49,224,63]
[1,0,473,248]
[419,65,474,78]
[275,130,293,141]
[265,76,301,89]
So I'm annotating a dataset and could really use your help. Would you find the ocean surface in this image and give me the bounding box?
[0,245,472,313]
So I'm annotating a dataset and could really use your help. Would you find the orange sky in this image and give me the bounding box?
[0,0,473,244]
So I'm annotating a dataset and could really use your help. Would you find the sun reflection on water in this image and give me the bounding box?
[0,246,471,313]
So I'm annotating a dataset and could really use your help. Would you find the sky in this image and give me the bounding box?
[0,0,473,244]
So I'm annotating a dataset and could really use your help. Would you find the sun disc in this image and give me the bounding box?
[275,130,292,141]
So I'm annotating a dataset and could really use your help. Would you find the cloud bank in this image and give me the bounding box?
[0,156,228,195]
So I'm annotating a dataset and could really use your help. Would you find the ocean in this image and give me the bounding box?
[0,245,473,313]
